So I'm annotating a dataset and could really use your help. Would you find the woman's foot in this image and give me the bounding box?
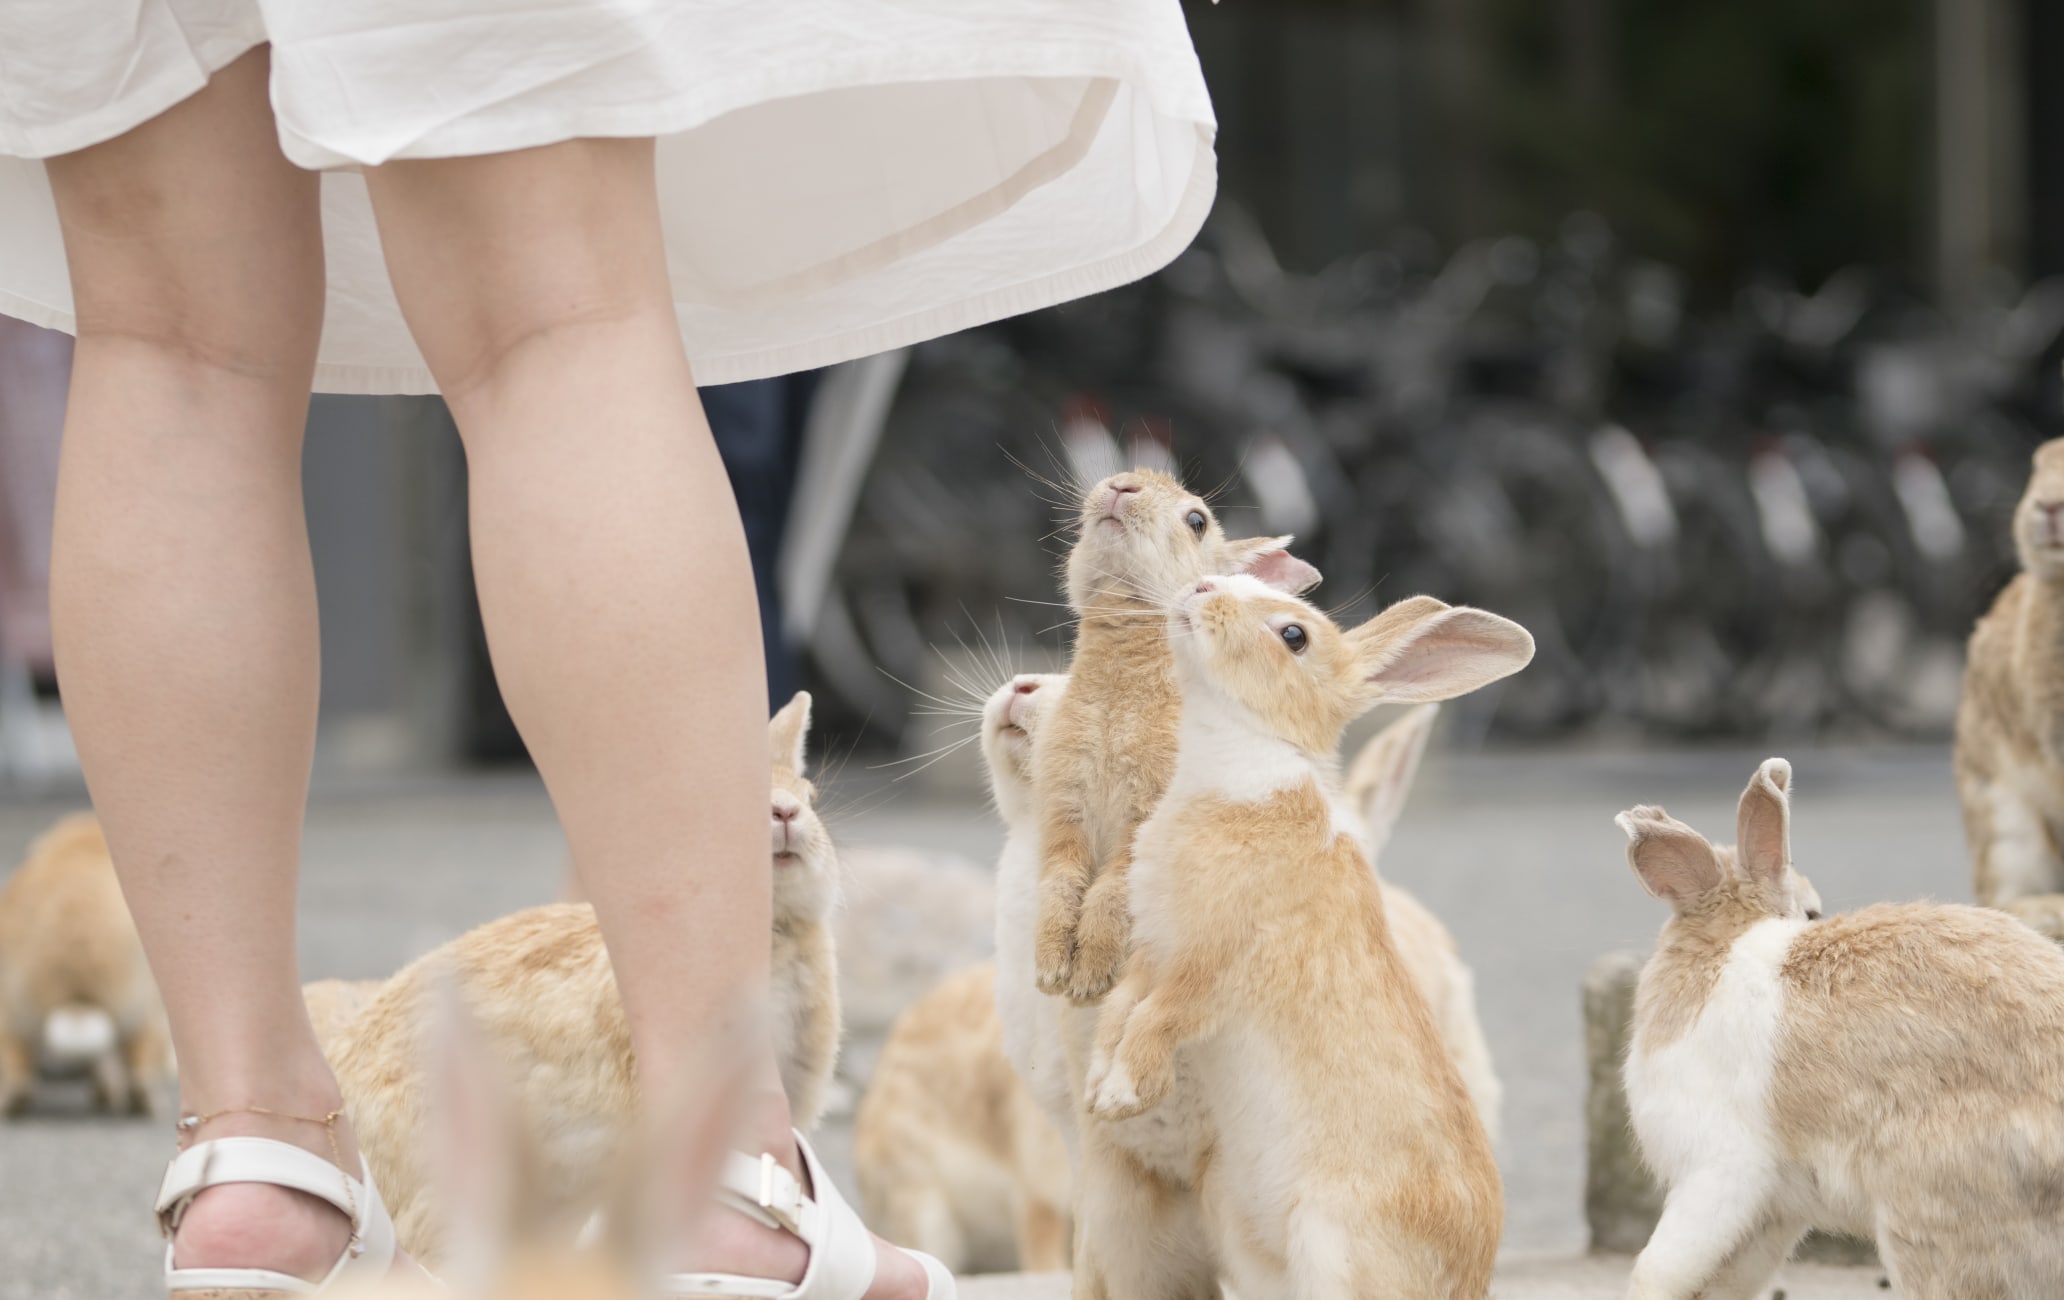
[684,1136,930,1300]
[170,1104,432,1285]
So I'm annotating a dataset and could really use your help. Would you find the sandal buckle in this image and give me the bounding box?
[755,1152,804,1233]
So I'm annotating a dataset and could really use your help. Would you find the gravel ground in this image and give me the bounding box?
[0,742,1967,1299]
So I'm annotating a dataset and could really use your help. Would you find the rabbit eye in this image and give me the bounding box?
[1805,908,1821,921]
[1185,509,1207,536]
[1279,623,1308,653]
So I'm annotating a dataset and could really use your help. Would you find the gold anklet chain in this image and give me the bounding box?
[174,1106,363,1257]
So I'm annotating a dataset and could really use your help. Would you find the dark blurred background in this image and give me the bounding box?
[2,0,2059,787]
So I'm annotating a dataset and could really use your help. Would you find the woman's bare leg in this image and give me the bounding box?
[363,140,923,1297]
[43,48,378,1280]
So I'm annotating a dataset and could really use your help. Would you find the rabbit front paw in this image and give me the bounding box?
[1034,912,1078,996]
[1086,1057,1150,1120]
[1065,878,1131,1003]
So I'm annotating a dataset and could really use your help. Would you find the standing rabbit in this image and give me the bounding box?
[1619,758,2064,1299]
[1032,469,1319,1004]
[330,691,844,1268]
[1081,578,1530,1300]
[0,812,171,1116]
[1956,437,2064,938]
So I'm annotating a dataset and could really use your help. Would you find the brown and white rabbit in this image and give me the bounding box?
[852,960,1072,1275]
[1079,579,1530,1300]
[1956,436,2064,937]
[331,690,840,1266]
[1034,467,1320,1003]
[995,675,1501,1150]
[0,812,171,1116]
[1619,758,2064,1300]
[1343,703,1503,1145]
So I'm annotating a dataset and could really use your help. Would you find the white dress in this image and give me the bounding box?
[0,1,1216,392]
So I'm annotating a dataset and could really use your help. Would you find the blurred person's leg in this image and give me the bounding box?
[42,48,378,1281]
[363,140,923,1296]
[0,315,68,677]
[702,373,817,707]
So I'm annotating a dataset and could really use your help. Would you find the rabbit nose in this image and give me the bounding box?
[1013,679,1040,695]
[1105,481,1141,518]
[2041,501,2064,520]
[1194,578,1217,594]
[771,803,798,824]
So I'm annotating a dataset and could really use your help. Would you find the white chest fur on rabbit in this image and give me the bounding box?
[1623,917,1804,1202]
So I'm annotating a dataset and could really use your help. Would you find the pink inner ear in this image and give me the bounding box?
[1239,549,1322,594]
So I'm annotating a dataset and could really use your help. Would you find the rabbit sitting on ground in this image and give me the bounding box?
[1955,436,2064,939]
[1620,758,2064,1300]
[1080,579,1531,1300]
[0,812,171,1116]
[853,959,1073,1275]
[329,691,840,1267]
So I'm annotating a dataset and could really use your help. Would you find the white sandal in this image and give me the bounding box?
[156,1136,400,1295]
[666,1130,953,1300]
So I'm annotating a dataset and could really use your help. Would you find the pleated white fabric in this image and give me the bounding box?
[0,0,1215,391]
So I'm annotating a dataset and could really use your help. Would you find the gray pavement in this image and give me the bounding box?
[0,742,1969,1298]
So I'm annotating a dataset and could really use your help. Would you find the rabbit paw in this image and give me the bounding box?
[1086,1059,1148,1120]
[1034,927,1077,997]
[1066,880,1131,1003]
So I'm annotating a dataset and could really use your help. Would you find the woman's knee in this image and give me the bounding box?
[46,49,325,384]
[363,138,675,399]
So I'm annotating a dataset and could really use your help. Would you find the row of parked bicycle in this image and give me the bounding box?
[815,208,2064,746]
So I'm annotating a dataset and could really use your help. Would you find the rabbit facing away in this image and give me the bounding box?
[1620,758,2064,1300]
[1956,437,2064,938]
[1078,578,1531,1300]
[853,960,1073,1275]
[0,812,171,1117]
[330,691,840,1267]
[1032,468,1321,1004]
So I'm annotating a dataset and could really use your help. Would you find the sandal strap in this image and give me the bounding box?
[157,1137,397,1293]
[663,1130,893,1300]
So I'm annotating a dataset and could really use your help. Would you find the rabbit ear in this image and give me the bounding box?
[769,691,812,775]
[1616,805,1722,905]
[1344,703,1439,858]
[1736,758,1794,889]
[1349,599,1536,705]
[422,971,548,1286]
[1223,535,1322,594]
[598,996,759,1272]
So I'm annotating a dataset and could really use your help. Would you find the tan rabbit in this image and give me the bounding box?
[0,811,171,1116]
[1034,467,1320,1004]
[1079,578,1531,1300]
[1343,703,1503,1145]
[1955,436,2064,937]
[852,960,1072,1275]
[992,673,1501,1151]
[331,690,841,1266]
[1619,758,2064,1300]
[330,983,755,1300]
